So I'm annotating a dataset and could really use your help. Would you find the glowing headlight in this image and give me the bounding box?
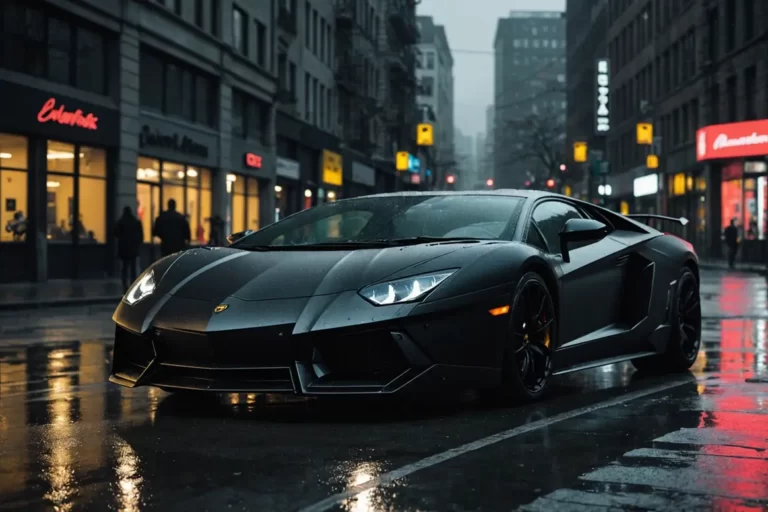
[359,270,456,306]
[124,270,156,305]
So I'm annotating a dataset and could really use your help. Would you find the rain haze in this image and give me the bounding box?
[416,0,566,136]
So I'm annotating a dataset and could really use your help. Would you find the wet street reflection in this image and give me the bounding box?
[0,270,766,511]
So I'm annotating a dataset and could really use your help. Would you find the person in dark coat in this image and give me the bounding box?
[152,198,191,257]
[723,218,739,269]
[114,206,144,290]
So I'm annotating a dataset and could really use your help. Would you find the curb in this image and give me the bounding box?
[0,296,122,312]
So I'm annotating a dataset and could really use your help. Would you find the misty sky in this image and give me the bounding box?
[416,0,566,138]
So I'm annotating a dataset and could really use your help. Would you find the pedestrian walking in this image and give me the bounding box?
[114,206,143,291]
[723,218,739,269]
[152,198,191,257]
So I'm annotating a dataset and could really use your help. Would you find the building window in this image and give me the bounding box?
[0,134,28,243]
[174,0,182,16]
[233,6,247,56]
[227,174,260,234]
[304,2,310,47]
[136,158,212,244]
[426,53,435,69]
[255,20,266,67]
[231,89,270,143]
[46,141,107,243]
[0,0,110,95]
[194,0,204,27]
[139,47,216,127]
[419,76,434,96]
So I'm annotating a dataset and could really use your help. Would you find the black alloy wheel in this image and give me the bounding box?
[501,272,556,402]
[632,266,701,373]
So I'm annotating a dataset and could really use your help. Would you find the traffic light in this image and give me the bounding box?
[485,178,494,187]
[559,164,566,172]
[546,178,556,189]
[446,174,455,184]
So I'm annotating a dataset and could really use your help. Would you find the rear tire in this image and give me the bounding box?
[498,272,556,403]
[632,266,701,373]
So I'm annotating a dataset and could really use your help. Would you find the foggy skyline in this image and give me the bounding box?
[416,0,566,137]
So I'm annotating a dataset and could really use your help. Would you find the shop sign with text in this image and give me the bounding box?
[322,150,343,186]
[697,119,768,161]
[138,123,210,160]
[595,59,610,135]
[245,152,263,169]
[0,80,119,146]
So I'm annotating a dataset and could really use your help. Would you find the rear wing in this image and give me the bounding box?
[625,214,689,226]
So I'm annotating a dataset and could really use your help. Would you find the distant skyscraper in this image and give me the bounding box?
[493,11,566,188]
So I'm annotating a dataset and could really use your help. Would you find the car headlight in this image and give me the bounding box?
[124,270,156,305]
[359,270,457,306]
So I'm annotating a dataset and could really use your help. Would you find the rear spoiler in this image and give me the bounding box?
[625,214,689,226]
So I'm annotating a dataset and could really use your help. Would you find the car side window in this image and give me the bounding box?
[531,201,583,254]
[525,222,549,252]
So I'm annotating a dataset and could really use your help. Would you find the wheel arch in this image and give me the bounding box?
[517,257,560,338]
[683,258,699,283]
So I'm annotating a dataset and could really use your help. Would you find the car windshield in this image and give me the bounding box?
[232,194,524,248]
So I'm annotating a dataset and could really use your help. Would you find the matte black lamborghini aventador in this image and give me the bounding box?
[110,190,702,402]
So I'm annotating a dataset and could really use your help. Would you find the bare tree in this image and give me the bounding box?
[502,106,566,182]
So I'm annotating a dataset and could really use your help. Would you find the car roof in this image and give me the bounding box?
[343,189,562,200]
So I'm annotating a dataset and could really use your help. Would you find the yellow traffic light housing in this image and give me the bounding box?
[573,141,588,162]
[396,151,409,171]
[417,123,433,146]
[647,154,659,169]
[636,123,653,145]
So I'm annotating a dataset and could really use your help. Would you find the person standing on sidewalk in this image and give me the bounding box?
[152,199,191,257]
[723,218,739,269]
[114,206,143,291]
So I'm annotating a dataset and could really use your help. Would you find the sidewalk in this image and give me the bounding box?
[0,278,124,311]
[698,259,765,273]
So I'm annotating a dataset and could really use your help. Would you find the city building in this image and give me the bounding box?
[453,128,474,189]
[493,10,566,189]
[564,0,608,198]
[482,104,495,183]
[599,0,768,261]
[0,0,420,284]
[415,15,454,189]
[474,132,489,186]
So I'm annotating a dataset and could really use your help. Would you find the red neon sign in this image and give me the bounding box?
[696,119,768,161]
[245,152,263,168]
[37,97,99,131]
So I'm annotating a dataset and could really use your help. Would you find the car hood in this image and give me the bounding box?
[151,242,493,302]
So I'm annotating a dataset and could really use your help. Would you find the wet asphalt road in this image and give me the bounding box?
[1,269,767,511]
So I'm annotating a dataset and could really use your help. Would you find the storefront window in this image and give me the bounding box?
[0,134,29,242]
[136,158,211,243]
[79,147,107,242]
[227,174,260,235]
[47,141,75,241]
[721,179,742,234]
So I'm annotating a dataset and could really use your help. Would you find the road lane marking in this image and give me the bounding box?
[297,377,695,512]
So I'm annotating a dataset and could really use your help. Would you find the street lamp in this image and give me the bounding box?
[485,178,494,187]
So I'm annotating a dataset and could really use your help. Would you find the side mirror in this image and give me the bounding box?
[559,218,608,263]
[226,230,254,245]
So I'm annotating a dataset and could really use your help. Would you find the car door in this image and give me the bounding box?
[527,200,628,362]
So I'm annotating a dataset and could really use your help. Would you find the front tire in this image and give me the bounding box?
[632,266,701,373]
[499,272,556,403]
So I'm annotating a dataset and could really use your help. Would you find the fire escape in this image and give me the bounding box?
[383,0,421,153]
[335,0,379,156]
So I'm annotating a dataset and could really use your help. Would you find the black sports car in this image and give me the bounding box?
[110,190,701,402]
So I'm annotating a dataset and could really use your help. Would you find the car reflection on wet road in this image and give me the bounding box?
[0,270,766,511]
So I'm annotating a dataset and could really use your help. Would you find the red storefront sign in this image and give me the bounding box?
[37,97,99,131]
[245,152,263,168]
[696,119,768,161]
